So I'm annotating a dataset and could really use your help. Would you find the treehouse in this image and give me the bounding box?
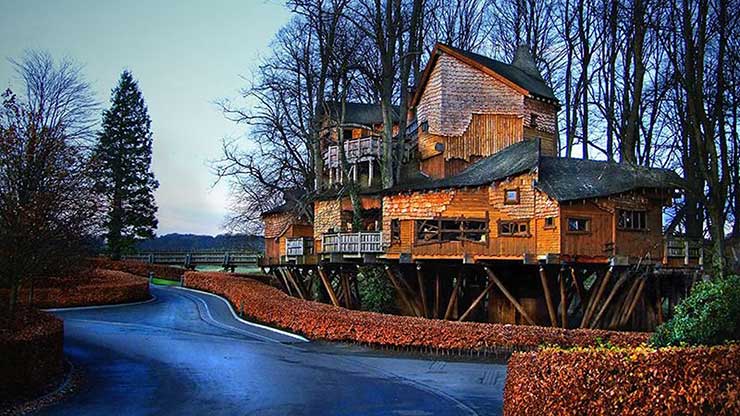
[261,43,701,332]
[261,199,314,265]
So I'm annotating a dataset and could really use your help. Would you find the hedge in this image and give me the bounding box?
[1,269,150,308]
[0,308,64,402]
[504,345,740,415]
[183,271,648,352]
[87,258,184,280]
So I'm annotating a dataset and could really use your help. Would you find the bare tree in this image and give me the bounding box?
[0,52,100,316]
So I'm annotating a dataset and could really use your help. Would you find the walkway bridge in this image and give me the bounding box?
[122,251,259,270]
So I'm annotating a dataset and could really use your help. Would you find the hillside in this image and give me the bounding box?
[135,233,264,252]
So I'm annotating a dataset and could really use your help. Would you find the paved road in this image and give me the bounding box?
[37,285,506,416]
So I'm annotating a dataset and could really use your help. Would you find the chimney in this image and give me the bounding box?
[512,45,544,81]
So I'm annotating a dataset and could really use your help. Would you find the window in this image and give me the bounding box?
[530,113,539,128]
[504,189,520,204]
[415,218,488,244]
[544,217,555,229]
[391,219,401,242]
[420,120,429,132]
[567,217,590,233]
[499,220,530,237]
[618,210,647,231]
[342,128,353,141]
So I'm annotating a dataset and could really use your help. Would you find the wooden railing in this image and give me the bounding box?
[323,136,381,168]
[122,251,259,268]
[664,237,704,266]
[321,232,383,254]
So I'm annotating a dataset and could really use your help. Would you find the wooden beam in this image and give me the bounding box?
[458,279,496,322]
[285,268,306,300]
[444,270,464,320]
[590,270,629,328]
[317,266,340,307]
[484,267,535,325]
[416,265,429,318]
[559,267,567,329]
[341,269,352,309]
[434,270,440,319]
[570,266,585,309]
[608,275,641,329]
[278,268,294,297]
[619,277,647,328]
[539,265,558,327]
[384,266,420,317]
[580,266,613,328]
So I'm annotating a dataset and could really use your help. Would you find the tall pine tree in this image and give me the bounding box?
[96,70,158,259]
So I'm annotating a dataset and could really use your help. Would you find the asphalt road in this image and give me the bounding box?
[37,285,506,416]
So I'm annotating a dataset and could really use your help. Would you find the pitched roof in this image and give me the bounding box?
[442,44,557,102]
[390,139,683,200]
[536,157,684,202]
[321,101,400,126]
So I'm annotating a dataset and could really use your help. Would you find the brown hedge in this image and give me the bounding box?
[0,308,64,402]
[86,258,184,280]
[183,271,648,352]
[504,345,740,415]
[1,269,150,308]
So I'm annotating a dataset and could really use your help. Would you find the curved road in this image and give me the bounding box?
[38,285,505,416]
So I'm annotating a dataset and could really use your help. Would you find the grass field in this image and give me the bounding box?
[151,277,181,286]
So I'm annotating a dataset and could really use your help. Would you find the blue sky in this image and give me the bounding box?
[0,0,290,235]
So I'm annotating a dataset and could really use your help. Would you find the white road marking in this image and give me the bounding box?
[173,286,309,343]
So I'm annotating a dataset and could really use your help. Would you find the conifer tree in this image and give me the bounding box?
[95,70,158,259]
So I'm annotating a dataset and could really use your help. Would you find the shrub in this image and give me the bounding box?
[184,271,649,352]
[504,345,740,415]
[357,266,396,314]
[651,274,740,347]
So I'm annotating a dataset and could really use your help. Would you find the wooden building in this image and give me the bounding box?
[261,43,700,332]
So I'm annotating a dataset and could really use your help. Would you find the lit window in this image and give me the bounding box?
[415,218,488,244]
[567,218,590,233]
[504,189,520,204]
[618,210,647,231]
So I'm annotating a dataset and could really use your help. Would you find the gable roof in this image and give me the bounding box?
[390,139,683,200]
[321,101,400,127]
[412,43,558,107]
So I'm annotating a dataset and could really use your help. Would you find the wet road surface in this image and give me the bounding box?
[37,285,505,415]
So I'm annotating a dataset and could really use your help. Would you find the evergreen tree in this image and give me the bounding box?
[95,70,158,259]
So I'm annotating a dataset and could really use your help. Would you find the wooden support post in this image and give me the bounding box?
[384,266,420,317]
[539,265,558,327]
[306,269,316,301]
[434,270,440,319]
[278,268,294,297]
[341,270,352,309]
[570,266,585,309]
[609,275,642,329]
[317,266,340,307]
[368,160,374,187]
[444,270,464,320]
[285,268,306,300]
[580,266,613,328]
[416,265,429,318]
[590,270,628,329]
[559,267,567,329]
[458,279,496,322]
[619,277,647,328]
[484,267,535,325]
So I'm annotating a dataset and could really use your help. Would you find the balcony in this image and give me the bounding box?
[664,237,704,266]
[324,136,381,168]
[321,232,383,254]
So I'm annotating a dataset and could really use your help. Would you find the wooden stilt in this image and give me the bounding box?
[384,266,420,317]
[580,266,613,328]
[609,275,642,329]
[559,267,567,328]
[619,277,647,327]
[317,266,340,307]
[444,270,464,320]
[341,270,352,309]
[458,279,496,322]
[539,265,558,327]
[306,269,316,300]
[484,267,535,325]
[278,268,294,297]
[590,270,629,328]
[416,265,429,318]
[285,268,306,300]
[570,266,585,309]
[434,270,440,319]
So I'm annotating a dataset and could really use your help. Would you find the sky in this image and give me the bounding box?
[0,0,291,235]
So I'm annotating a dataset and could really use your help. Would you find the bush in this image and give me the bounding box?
[651,274,740,347]
[504,344,740,415]
[357,266,396,314]
[184,271,649,352]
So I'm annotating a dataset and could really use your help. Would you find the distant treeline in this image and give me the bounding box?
[135,233,264,253]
